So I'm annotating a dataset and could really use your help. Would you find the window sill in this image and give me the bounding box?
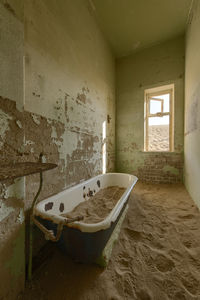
[140,150,181,154]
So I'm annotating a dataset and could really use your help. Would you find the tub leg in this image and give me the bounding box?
[28,170,43,281]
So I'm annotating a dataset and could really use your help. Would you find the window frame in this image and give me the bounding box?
[144,85,174,152]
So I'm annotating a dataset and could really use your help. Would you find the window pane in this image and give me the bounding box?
[148,116,169,151]
[149,99,162,114]
[153,93,170,112]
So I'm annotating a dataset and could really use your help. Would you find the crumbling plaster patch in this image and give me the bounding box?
[31,113,40,125]
[0,181,25,227]
[0,199,15,222]
[0,92,114,292]
[0,109,13,148]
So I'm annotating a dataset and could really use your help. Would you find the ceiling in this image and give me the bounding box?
[91,0,192,58]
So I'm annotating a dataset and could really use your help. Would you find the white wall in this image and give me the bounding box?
[185,0,200,208]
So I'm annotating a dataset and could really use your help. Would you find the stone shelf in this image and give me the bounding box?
[0,162,57,182]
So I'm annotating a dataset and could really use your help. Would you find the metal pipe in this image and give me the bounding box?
[28,154,43,281]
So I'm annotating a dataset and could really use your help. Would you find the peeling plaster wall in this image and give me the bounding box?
[0,0,115,299]
[116,37,184,183]
[24,0,115,207]
[185,0,200,208]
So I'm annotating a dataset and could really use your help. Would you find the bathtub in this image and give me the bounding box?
[34,173,138,263]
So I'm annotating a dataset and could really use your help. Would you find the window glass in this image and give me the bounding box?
[145,86,174,152]
[149,99,162,114]
[153,94,170,112]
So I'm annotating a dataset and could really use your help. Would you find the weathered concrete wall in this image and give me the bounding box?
[116,37,184,183]
[0,1,25,299]
[0,0,115,299]
[184,0,200,207]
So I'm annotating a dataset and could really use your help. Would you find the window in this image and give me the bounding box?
[144,84,174,152]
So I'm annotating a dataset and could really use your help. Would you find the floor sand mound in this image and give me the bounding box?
[21,183,200,300]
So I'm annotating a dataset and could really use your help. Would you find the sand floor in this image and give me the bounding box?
[20,183,200,300]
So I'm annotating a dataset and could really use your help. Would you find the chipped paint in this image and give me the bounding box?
[41,155,47,163]
[0,178,24,223]
[5,178,25,199]
[24,140,35,146]
[0,183,8,199]
[31,113,40,125]
[0,109,12,148]
[16,120,22,129]
[0,199,15,222]
[51,125,58,139]
[17,208,24,224]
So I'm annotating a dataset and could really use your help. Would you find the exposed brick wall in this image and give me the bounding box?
[138,153,183,183]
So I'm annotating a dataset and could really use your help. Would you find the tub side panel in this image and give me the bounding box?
[62,200,128,263]
[37,198,129,263]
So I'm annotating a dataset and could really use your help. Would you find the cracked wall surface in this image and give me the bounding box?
[185,0,200,208]
[0,0,115,299]
[116,37,185,183]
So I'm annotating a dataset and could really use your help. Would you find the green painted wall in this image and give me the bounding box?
[116,36,185,182]
[184,0,200,208]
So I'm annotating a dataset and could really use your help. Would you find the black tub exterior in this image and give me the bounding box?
[37,196,129,263]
